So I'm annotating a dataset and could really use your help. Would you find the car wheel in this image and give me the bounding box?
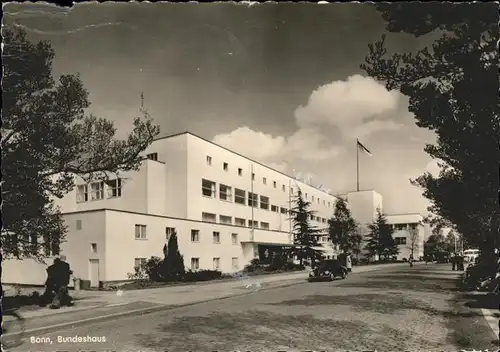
[330,273,335,281]
[341,271,347,279]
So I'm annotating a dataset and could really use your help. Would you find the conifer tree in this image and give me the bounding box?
[160,231,185,281]
[289,190,322,265]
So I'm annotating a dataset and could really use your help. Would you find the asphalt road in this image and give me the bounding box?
[8,264,498,352]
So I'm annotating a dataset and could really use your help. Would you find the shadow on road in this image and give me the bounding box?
[133,310,446,351]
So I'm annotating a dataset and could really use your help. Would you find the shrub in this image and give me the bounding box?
[244,258,264,273]
[127,265,148,280]
[144,256,163,282]
[160,231,185,281]
[184,269,222,282]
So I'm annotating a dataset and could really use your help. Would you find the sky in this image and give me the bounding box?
[4,2,440,217]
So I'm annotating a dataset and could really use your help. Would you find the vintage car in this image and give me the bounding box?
[308,259,348,282]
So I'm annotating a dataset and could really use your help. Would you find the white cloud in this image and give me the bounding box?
[294,74,401,135]
[212,75,403,175]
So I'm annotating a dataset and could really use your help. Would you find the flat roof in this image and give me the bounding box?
[153,131,338,199]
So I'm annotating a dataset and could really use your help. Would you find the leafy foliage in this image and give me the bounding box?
[289,190,322,265]
[160,231,186,281]
[328,197,360,253]
[361,3,499,254]
[364,210,399,260]
[424,233,452,259]
[1,27,160,260]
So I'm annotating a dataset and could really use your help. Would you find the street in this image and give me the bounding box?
[9,264,498,352]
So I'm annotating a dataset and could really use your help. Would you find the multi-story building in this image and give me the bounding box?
[3,132,339,287]
[386,213,425,261]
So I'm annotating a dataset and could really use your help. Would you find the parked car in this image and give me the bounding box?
[308,259,348,282]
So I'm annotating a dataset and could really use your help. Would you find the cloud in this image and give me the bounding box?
[212,75,403,173]
[294,74,401,136]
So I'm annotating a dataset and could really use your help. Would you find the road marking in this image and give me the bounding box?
[481,308,499,339]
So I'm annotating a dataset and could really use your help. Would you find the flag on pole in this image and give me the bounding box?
[357,140,372,156]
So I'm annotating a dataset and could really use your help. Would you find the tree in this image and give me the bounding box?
[407,227,420,259]
[160,231,185,281]
[349,228,364,262]
[365,209,398,261]
[361,3,499,258]
[289,190,322,265]
[328,197,360,253]
[424,233,449,260]
[1,27,160,261]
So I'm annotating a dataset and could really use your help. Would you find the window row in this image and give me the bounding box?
[76,179,122,203]
[202,179,333,216]
[134,256,240,272]
[392,223,419,231]
[204,158,334,207]
[201,212,270,229]
[137,225,240,245]
[394,237,407,245]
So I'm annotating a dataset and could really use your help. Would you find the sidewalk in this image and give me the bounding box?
[5,262,409,327]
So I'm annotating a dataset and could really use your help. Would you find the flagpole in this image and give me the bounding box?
[251,163,254,236]
[356,139,360,192]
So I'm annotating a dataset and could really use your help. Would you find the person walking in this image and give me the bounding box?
[346,253,352,273]
[451,253,456,271]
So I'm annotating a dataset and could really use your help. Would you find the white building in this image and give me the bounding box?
[386,213,425,261]
[3,132,339,287]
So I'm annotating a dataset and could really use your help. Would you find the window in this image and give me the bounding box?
[76,220,82,230]
[90,181,104,201]
[238,168,243,176]
[409,223,418,230]
[223,162,228,171]
[90,243,97,253]
[322,218,327,223]
[260,222,270,230]
[260,195,269,210]
[42,233,60,256]
[213,257,221,270]
[135,225,147,240]
[191,229,200,242]
[290,187,294,195]
[202,179,216,197]
[317,198,320,204]
[235,188,246,205]
[248,192,258,207]
[252,173,255,181]
[312,196,315,202]
[271,205,279,212]
[249,220,258,228]
[206,156,212,166]
[166,227,176,241]
[106,179,122,198]
[282,184,286,192]
[146,152,158,161]
[202,212,216,223]
[263,177,267,185]
[328,202,331,207]
[191,258,200,270]
[310,214,314,221]
[305,193,308,199]
[219,215,232,225]
[231,233,238,245]
[213,231,220,243]
[232,257,239,270]
[273,181,277,188]
[134,258,147,269]
[323,200,326,205]
[395,224,407,231]
[235,218,246,226]
[219,184,232,201]
[76,185,88,203]
[280,207,288,215]
[395,237,407,245]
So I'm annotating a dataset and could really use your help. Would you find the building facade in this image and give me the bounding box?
[3,132,425,286]
[3,132,339,286]
[386,213,425,261]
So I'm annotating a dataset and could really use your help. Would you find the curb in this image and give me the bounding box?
[5,263,408,338]
[3,277,307,338]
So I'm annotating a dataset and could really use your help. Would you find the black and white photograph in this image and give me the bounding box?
[1,2,499,352]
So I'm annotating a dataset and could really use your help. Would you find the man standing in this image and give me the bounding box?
[451,253,456,271]
[58,255,73,306]
[346,252,352,273]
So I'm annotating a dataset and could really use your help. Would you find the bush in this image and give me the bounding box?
[244,258,264,273]
[126,256,164,281]
[184,269,222,282]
